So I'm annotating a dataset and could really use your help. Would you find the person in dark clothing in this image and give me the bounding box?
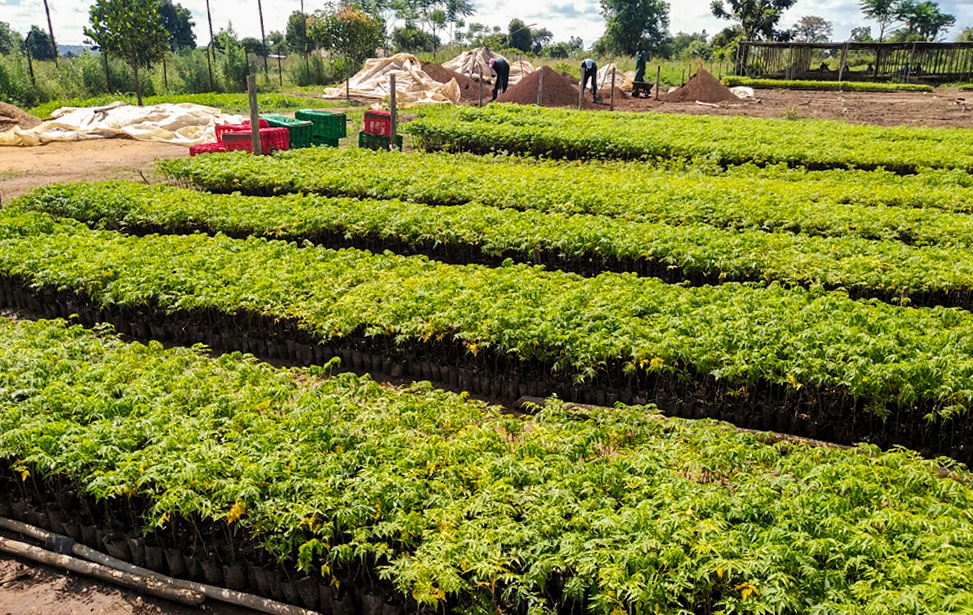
[581,58,598,100]
[634,44,647,83]
[489,57,510,101]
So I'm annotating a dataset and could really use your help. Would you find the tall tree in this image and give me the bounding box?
[958,26,973,42]
[792,15,833,42]
[85,0,168,105]
[26,25,55,61]
[896,0,955,40]
[308,5,383,69]
[42,0,57,64]
[285,11,311,53]
[860,0,899,41]
[0,22,24,55]
[711,0,797,41]
[159,0,196,50]
[445,0,474,42]
[850,25,873,41]
[599,0,670,55]
[507,18,532,52]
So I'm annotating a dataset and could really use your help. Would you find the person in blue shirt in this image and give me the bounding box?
[581,58,598,101]
[489,57,510,101]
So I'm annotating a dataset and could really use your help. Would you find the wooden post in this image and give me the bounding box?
[578,74,584,110]
[247,75,262,156]
[654,65,661,100]
[346,76,350,101]
[257,0,269,77]
[390,74,398,152]
[24,32,35,85]
[162,54,168,90]
[277,54,283,86]
[537,68,544,105]
[206,43,214,91]
[102,49,110,91]
[42,0,57,66]
[681,68,685,86]
[610,67,615,111]
[478,66,483,106]
[838,43,848,83]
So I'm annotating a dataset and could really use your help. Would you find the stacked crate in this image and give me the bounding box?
[295,109,347,147]
[358,110,401,150]
[260,114,313,149]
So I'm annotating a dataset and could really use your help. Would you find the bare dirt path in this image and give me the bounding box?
[0,139,186,204]
[597,87,973,127]
[0,552,257,615]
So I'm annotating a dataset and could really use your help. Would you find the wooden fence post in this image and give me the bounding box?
[247,75,261,156]
[390,73,398,152]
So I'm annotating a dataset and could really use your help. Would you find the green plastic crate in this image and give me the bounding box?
[295,109,347,139]
[310,136,340,148]
[260,114,313,149]
[358,131,403,151]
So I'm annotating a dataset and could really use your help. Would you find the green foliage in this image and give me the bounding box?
[711,0,798,41]
[285,11,311,54]
[507,18,532,52]
[724,75,934,92]
[791,15,833,42]
[405,104,973,172]
[26,25,56,61]
[308,4,383,69]
[158,0,196,51]
[392,26,440,53]
[85,0,169,104]
[25,92,340,120]
[0,21,23,55]
[7,208,973,417]
[20,179,973,305]
[597,0,670,55]
[6,317,973,612]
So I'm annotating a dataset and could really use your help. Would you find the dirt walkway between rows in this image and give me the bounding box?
[0,140,186,204]
[0,552,257,615]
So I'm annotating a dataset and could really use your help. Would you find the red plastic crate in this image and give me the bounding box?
[189,142,228,156]
[215,119,269,143]
[220,127,290,154]
[363,110,392,137]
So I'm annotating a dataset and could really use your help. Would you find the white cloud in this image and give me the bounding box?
[1,0,970,47]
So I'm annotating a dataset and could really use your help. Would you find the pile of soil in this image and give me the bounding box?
[422,61,480,102]
[497,66,580,107]
[660,69,739,104]
[0,103,41,132]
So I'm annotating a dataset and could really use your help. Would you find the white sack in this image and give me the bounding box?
[323,53,460,105]
[442,48,534,86]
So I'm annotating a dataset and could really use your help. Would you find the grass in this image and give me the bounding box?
[26,92,352,120]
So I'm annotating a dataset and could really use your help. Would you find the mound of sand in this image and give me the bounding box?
[661,69,739,104]
[421,61,480,102]
[497,66,581,107]
[0,103,41,132]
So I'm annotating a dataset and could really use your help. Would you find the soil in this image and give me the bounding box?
[497,66,581,107]
[0,139,186,204]
[0,103,41,132]
[660,69,739,103]
[0,551,258,615]
[421,62,479,102]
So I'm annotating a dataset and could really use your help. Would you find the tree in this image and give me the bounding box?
[599,0,670,55]
[665,31,708,58]
[530,27,553,53]
[711,0,797,41]
[308,4,383,69]
[958,27,973,42]
[792,15,833,42]
[84,0,168,105]
[896,1,955,41]
[392,24,439,52]
[445,0,474,42]
[850,25,873,41]
[428,9,446,48]
[860,0,899,41]
[26,26,56,60]
[159,0,195,51]
[0,22,23,55]
[508,18,532,52]
[241,37,268,58]
[286,11,312,53]
[543,36,583,58]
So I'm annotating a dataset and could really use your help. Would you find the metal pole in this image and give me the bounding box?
[247,75,262,155]
[390,74,398,152]
[610,67,615,111]
[654,65,661,100]
[537,68,544,105]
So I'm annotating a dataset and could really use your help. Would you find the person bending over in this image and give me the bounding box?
[581,58,598,100]
[490,57,510,101]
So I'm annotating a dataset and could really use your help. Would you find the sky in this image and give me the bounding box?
[2,0,971,48]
